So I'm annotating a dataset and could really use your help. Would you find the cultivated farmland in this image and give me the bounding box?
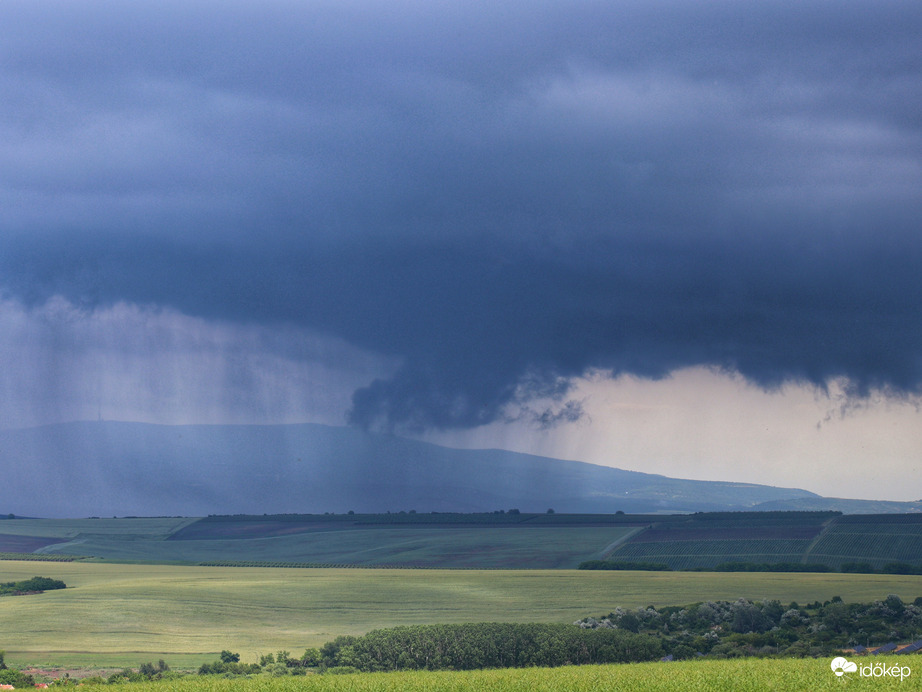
[0,515,643,568]
[602,511,922,570]
[806,514,922,569]
[610,538,814,569]
[2,560,922,667]
[4,512,922,572]
[19,657,920,691]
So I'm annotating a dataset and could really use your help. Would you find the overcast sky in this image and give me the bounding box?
[1,1,920,501]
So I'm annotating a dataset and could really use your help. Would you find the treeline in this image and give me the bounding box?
[0,576,66,596]
[198,511,650,526]
[193,624,662,676]
[578,594,922,658]
[198,651,262,676]
[578,561,671,571]
[0,552,81,562]
[841,562,922,575]
[312,623,661,672]
[579,560,922,573]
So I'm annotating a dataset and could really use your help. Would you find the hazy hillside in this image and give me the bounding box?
[0,421,821,518]
[752,497,922,513]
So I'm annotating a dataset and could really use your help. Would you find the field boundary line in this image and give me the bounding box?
[598,526,647,559]
[800,514,840,564]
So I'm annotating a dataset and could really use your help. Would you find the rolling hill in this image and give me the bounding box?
[0,420,826,518]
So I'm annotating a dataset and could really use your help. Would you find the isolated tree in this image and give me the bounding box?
[219,650,240,663]
[300,648,322,667]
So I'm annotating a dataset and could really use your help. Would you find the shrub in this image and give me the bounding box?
[325,666,359,674]
[319,623,662,672]
[0,668,35,687]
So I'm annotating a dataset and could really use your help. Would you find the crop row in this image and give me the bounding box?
[809,532,922,566]
[632,526,822,542]
[0,552,81,562]
[836,513,922,526]
[611,539,813,569]
[827,523,922,535]
[656,511,837,528]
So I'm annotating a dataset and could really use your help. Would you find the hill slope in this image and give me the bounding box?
[0,421,823,518]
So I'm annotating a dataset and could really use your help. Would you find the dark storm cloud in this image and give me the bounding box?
[1,1,920,430]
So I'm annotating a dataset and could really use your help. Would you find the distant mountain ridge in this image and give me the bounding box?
[0,421,904,518]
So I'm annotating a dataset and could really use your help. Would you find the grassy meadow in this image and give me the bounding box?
[27,657,920,692]
[3,560,922,667]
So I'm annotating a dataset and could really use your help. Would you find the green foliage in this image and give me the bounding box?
[301,648,322,667]
[29,658,914,691]
[197,652,260,676]
[197,658,261,676]
[317,623,662,672]
[578,595,922,657]
[0,552,82,562]
[7,558,922,666]
[0,667,35,687]
[0,575,67,595]
[219,650,240,663]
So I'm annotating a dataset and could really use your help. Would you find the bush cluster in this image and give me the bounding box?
[316,623,662,672]
[0,576,67,596]
[579,560,922,573]
[577,594,922,658]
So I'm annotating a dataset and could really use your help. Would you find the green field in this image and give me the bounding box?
[807,515,922,568]
[5,512,922,571]
[0,517,637,568]
[611,539,815,569]
[19,657,920,692]
[605,512,922,570]
[3,560,922,667]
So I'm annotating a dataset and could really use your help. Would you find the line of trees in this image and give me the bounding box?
[579,560,922,573]
[310,623,662,672]
[577,595,922,658]
[0,576,66,596]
